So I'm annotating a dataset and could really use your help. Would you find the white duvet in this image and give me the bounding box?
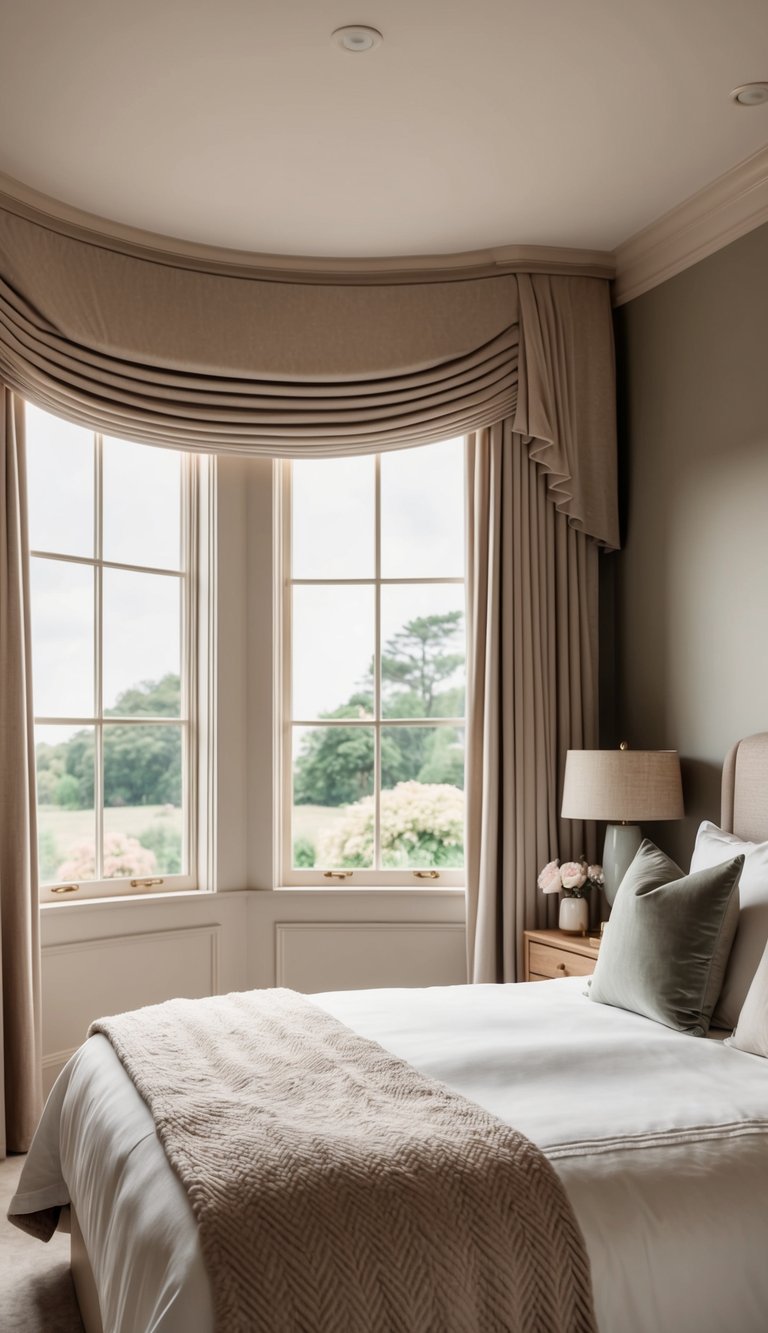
[11,977,768,1333]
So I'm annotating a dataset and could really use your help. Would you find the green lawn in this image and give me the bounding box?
[292,804,349,847]
[39,803,183,841]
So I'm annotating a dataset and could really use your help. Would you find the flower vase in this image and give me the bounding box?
[559,896,588,935]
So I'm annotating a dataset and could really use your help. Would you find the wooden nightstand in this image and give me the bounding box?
[523,928,600,982]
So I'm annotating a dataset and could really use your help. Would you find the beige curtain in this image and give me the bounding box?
[0,192,618,548]
[466,420,599,983]
[0,385,41,1154]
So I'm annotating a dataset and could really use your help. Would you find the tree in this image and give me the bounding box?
[106,674,181,718]
[54,774,81,809]
[104,725,182,807]
[36,674,183,810]
[293,615,464,808]
[293,716,374,808]
[62,728,95,808]
[381,612,464,717]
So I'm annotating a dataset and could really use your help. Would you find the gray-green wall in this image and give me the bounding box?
[612,221,768,864]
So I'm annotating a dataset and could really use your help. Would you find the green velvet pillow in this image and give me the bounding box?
[589,839,743,1036]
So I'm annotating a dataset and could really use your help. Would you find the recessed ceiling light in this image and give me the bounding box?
[729,82,768,107]
[332,25,383,53]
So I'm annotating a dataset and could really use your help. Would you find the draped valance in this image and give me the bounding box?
[0,189,618,548]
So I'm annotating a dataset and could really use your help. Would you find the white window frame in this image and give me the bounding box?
[33,429,203,903]
[278,452,466,888]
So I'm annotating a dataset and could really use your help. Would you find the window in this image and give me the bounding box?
[26,403,200,901]
[281,438,466,885]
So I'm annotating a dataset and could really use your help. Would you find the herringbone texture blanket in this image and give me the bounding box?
[90,989,596,1333]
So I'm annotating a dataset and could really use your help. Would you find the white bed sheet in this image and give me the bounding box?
[11,977,768,1333]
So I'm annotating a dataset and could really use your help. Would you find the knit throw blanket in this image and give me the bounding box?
[90,989,596,1333]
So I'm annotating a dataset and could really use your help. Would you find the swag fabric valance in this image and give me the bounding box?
[0,190,618,547]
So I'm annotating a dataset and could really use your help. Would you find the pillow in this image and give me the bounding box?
[727,938,768,1058]
[690,821,768,1029]
[589,839,743,1036]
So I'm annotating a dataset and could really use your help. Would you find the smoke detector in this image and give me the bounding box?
[729,82,768,107]
[332,25,383,53]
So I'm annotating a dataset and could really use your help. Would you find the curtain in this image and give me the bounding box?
[0,385,41,1154]
[465,420,599,983]
[0,192,618,549]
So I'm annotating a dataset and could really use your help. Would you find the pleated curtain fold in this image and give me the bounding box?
[0,194,619,549]
[465,420,599,983]
[0,385,42,1154]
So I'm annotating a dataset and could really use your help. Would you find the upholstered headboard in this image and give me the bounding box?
[721,733,768,842]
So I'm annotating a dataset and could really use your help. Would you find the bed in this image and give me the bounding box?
[10,732,768,1333]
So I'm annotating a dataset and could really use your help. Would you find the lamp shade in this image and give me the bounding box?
[561,749,684,823]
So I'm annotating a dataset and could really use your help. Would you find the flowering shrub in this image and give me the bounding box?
[56,833,158,883]
[537,858,604,899]
[318,781,464,869]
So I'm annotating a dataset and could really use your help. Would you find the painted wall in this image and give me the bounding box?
[613,221,768,864]
[41,887,466,1095]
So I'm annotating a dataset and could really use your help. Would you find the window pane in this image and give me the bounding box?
[103,724,184,878]
[26,405,93,558]
[31,557,94,717]
[36,724,95,884]
[103,570,181,716]
[381,437,464,578]
[381,726,464,868]
[292,725,373,868]
[292,456,374,579]
[381,584,465,719]
[292,585,373,720]
[103,436,181,570]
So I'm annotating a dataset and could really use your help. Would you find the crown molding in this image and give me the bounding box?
[0,171,613,282]
[613,143,768,306]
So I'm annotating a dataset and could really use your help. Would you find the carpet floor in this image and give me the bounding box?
[0,1155,84,1333]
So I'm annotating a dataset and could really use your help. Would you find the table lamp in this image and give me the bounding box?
[561,743,684,904]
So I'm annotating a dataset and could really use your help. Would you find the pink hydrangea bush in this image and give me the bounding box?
[55,833,157,883]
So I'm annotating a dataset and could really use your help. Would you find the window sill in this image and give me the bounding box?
[40,887,210,911]
[273,884,467,894]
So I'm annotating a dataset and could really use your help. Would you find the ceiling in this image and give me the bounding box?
[1,0,767,258]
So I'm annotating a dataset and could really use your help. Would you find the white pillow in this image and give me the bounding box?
[690,821,768,1029]
[728,938,768,1058]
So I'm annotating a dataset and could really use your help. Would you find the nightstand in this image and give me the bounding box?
[523,928,600,982]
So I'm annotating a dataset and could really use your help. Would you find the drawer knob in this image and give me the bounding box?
[556,962,567,973]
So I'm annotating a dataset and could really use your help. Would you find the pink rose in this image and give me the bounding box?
[537,860,562,893]
[560,861,587,890]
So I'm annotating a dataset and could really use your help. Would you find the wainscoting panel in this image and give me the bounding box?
[42,924,220,1091]
[275,922,466,993]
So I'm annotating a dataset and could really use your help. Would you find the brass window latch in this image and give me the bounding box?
[323,870,353,880]
[50,883,79,895]
[413,870,440,880]
[130,877,165,888]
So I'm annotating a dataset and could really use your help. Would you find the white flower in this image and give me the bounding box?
[560,861,587,890]
[587,864,605,886]
[537,860,562,893]
[316,782,464,870]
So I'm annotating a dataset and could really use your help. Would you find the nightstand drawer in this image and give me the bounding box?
[528,941,597,980]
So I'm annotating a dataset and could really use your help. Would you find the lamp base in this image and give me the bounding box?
[602,824,642,905]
